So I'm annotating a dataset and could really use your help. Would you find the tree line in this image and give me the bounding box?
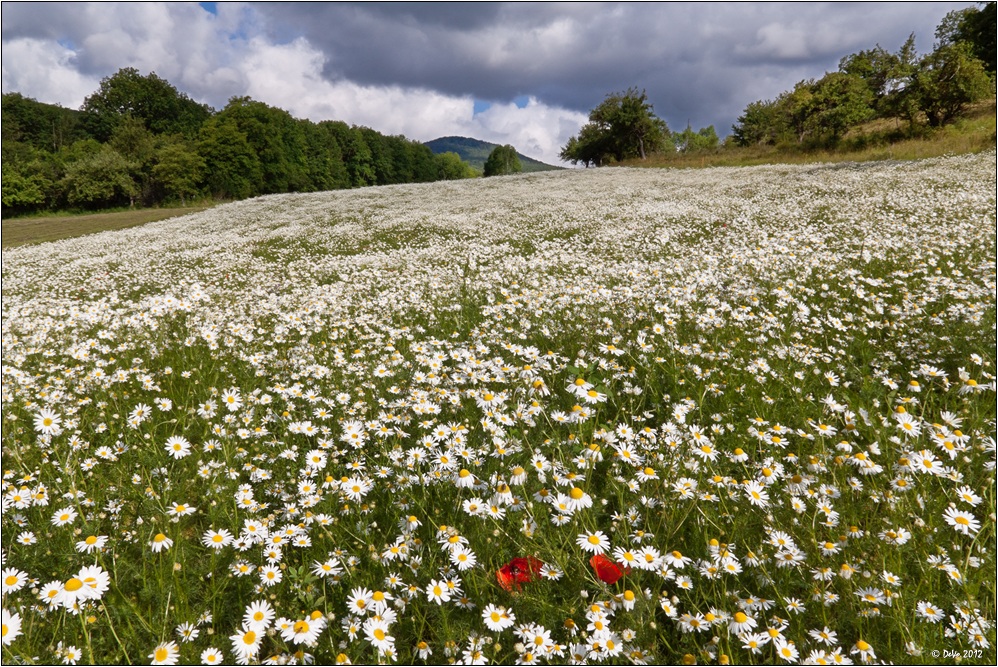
[562,3,995,166]
[2,68,477,216]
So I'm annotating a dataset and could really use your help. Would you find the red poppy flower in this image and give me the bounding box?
[497,556,543,592]
[590,554,629,584]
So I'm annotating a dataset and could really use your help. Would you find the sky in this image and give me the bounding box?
[1,2,974,165]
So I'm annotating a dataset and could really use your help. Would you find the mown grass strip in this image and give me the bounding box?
[1,205,217,247]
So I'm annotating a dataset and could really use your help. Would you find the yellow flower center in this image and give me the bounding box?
[155,647,169,661]
[570,487,585,500]
[64,577,84,592]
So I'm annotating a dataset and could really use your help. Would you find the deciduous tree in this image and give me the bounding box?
[483,145,522,176]
[908,42,992,127]
[560,88,669,166]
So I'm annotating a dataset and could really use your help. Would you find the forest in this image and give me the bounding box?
[2,69,476,217]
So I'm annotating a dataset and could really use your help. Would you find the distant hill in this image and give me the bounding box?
[424,136,562,173]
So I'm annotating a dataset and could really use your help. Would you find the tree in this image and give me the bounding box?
[198,117,262,199]
[936,3,996,73]
[323,121,376,187]
[483,145,522,176]
[839,36,917,116]
[561,88,669,166]
[961,2,996,73]
[61,146,138,208]
[435,152,477,179]
[776,81,818,144]
[153,141,205,205]
[82,67,212,141]
[673,125,719,153]
[303,121,350,191]
[2,160,49,212]
[909,42,992,127]
[216,97,310,194]
[2,92,89,151]
[731,99,787,146]
[808,72,875,141]
[2,138,64,215]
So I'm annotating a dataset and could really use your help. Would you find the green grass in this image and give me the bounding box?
[624,102,997,169]
[1,204,218,247]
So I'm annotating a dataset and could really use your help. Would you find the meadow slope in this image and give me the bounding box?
[2,154,996,665]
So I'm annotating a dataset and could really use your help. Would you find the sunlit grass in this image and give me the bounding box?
[625,102,996,170]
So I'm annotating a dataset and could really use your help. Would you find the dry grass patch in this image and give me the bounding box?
[1,204,216,247]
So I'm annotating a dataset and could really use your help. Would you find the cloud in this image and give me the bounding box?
[2,1,976,164]
[236,35,587,164]
[1,38,98,108]
[253,2,972,130]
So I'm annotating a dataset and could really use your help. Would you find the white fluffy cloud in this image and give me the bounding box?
[0,3,584,165]
[1,38,98,108]
[237,36,586,164]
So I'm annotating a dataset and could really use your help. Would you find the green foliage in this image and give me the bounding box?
[109,116,157,166]
[807,72,876,141]
[4,71,548,217]
[152,141,206,205]
[435,152,478,180]
[672,125,719,153]
[483,144,522,176]
[198,117,262,200]
[2,92,89,151]
[82,68,212,141]
[217,97,311,194]
[731,99,788,147]
[303,121,351,191]
[1,141,64,215]
[561,88,669,166]
[936,2,996,73]
[839,35,918,117]
[407,140,441,183]
[1,162,49,210]
[909,42,993,127]
[61,145,139,208]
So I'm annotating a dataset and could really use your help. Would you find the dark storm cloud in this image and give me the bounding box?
[253,1,969,132]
